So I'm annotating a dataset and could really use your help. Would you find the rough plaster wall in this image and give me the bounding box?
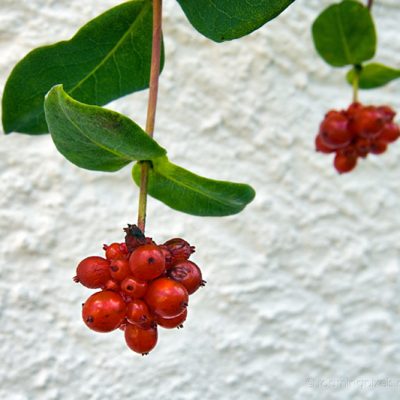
[1,0,400,399]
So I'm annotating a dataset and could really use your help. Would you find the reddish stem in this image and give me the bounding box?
[367,0,373,9]
[137,0,163,233]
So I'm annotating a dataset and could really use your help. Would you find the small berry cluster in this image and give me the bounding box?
[74,225,204,355]
[315,103,399,173]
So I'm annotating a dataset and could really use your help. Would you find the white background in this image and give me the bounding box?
[1,0,400,399]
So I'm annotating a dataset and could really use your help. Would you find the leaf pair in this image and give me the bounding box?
[45,86,255,216]
[312,0,399,90]
[3,0,263,216]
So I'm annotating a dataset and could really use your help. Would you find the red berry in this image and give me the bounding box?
[315,133,335,153]
[346,102,363,117]
[319,111,352,149]
[349,106,385,138]
[354,137,371,158]
[377,105,396,123]
[164,238,195,263]
[82,291,126,332]
[74,256,111,289]
[145,278,189,318]
[378,123,399,143]
[103,279,120,292]
[334,152,357,174]
[110,259,130,281]
[103,243,128,261]
[370,140,387,155]
[156,309,187,329]
[126,300,154,329]
[125,324,158,355]
[168,261,204,295]
[129,244,166,281]
[120,277,148,299]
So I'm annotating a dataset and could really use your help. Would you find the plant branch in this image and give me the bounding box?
[137,0,162,233]
[367,0,373,10]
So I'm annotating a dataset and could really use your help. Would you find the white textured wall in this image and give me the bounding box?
[1,0,400,399]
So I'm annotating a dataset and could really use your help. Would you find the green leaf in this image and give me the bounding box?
[312,0,376,67]
[347,63,400,89]
[132,157,255,216]
[3,0,163,135]
[176,0,295,42]
[44,85,166,172]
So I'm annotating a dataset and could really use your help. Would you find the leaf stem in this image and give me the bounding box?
[352,65,362,103]
[367,0,374,10]
[137,0,162,233]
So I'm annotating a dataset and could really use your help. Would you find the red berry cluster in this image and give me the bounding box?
[315,103,399,173]
[74,225,204,355]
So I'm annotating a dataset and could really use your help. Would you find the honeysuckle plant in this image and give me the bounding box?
[312,0,400,173]
[1,0,398,353]
[1,0,298,354]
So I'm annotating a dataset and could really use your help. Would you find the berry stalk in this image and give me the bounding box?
[352,65,361,103]
[137,0,163,233]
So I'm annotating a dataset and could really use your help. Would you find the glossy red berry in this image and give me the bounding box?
[168,261,204,295]
[319,111,352,149]
[377,105,396,122]
[164,238,195,263]
[125,324,158,355]
[315,133,335,153]
[334,152,357,174]
[103,243,128,261]
[349,106,385,138]
[82,291,126,332]
[129,244,166,281]
[156,309,187,329]
[120,277,148,299]
[110,259,130,281]
[145,277,189,318]
[346,102,363,117]
[74,256,111,289]
[126,300,154,329]
[378,123,399,143]
[370,140,388,155]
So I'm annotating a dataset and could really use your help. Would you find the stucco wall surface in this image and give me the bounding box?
[1,0,400,399]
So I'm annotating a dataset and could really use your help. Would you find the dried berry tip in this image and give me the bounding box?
[124,224,146,251]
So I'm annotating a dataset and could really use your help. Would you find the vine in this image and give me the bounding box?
[137,0,163,233]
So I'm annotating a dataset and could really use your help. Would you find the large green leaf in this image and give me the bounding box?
[132,157,255,216]
[312,0,376,67]
[44,85,166,172]
[176,0,295,42]
[347,63,400,89]
[3,0,163,135]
